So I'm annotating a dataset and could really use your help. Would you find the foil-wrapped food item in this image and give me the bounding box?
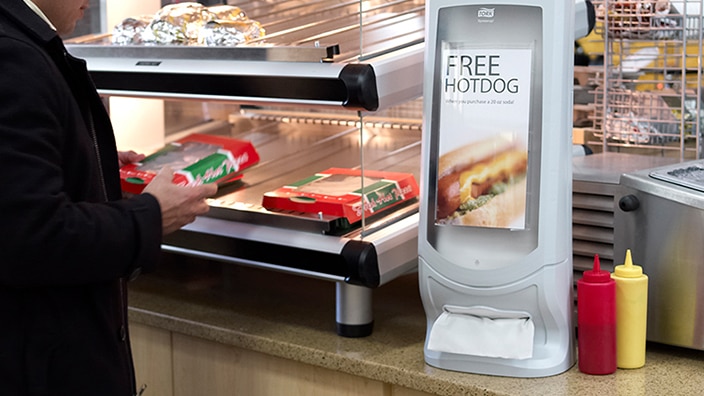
[199,20,266,46]
[111,15,153,45]
[111,2,265,46]
[143,2,213,45]
[207,5,247,21]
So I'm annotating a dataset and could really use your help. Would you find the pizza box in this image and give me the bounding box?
[120,133,259,194]
[262,168,419,224]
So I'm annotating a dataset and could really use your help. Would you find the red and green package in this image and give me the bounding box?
[262,168,419,223]
[120,133,259,194]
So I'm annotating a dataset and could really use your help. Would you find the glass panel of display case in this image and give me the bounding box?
[63,1,425,336]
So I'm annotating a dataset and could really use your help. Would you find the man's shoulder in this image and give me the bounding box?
[0,3,57,72]
[0,4,30,42]
[0,21,52,68]
[0,0,56,44]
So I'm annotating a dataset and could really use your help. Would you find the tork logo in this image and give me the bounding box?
[478,7,495,18]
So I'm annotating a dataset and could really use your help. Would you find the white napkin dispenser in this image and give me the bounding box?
[418,0,584,377]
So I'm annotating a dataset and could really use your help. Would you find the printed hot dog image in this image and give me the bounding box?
[436,135,528,227]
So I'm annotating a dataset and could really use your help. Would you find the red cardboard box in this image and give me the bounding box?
[120,133,259,194]
[262,168,419,223]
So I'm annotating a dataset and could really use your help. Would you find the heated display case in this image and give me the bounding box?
[66,0,426,337]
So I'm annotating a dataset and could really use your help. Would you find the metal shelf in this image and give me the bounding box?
[65,0,425,111]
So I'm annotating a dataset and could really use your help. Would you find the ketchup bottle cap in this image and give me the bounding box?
[582,254,611,283]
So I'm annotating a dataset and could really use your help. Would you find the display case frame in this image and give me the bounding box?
[67,0,426,337]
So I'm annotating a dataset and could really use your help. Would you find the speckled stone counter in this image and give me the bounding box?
[128,254,704,396]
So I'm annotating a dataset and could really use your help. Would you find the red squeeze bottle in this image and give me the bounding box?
[577,254,616,375]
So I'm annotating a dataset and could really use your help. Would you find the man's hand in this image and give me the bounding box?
[118,150,146,168]
[142,167,219,235]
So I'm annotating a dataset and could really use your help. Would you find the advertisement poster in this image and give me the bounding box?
[435,44,532,229]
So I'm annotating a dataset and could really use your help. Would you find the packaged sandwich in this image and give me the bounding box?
[120,133,259,194]
[262,168,419,224]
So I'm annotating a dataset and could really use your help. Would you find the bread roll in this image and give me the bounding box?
[439,177,527,227]
[436,136,527,226]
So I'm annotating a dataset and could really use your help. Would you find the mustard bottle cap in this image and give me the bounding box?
[614,249,643,278]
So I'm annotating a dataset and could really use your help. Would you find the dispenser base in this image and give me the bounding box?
[419,257,576,378]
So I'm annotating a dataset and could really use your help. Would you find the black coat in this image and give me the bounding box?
[0,1,162,395]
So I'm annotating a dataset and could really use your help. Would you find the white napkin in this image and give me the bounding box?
[427,305,534,360]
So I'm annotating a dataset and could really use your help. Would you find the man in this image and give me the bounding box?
[0,0,218,395]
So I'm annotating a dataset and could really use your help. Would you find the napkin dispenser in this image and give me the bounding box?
[418,0,592,377]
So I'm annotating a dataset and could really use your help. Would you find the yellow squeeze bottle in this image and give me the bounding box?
[612,249,648,369]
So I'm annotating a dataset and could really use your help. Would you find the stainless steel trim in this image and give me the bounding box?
[65,44,338,63]
[79,56,345,77]
[179,216,349,254]
[367,43,423,111]
[621,169,704,210]
[161,244,346,282]
[351,213,419,285]
[97,91,347,108]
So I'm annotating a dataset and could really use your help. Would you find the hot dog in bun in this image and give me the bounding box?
[436,135,528,227]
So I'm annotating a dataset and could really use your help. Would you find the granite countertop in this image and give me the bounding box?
[128,253,704,396]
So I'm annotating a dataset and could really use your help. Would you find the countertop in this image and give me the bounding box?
[128,254,704,396]
[572,152,680,185]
